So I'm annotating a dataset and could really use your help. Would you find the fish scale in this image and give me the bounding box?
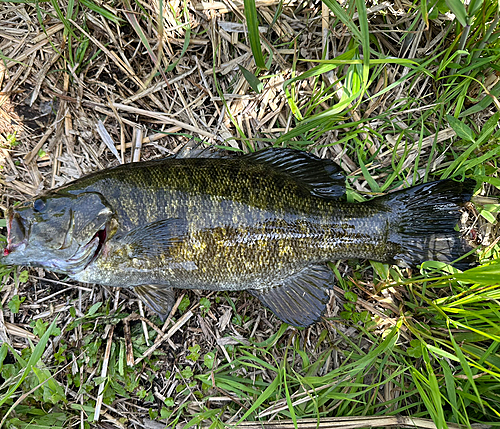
[1,148,475,327]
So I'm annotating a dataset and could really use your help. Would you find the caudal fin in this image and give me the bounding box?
[377,179,476,270]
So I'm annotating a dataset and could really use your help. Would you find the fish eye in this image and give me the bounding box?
[33,198,46,212]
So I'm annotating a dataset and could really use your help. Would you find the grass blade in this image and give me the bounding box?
[448,324,485,413]
[243,0,266,68]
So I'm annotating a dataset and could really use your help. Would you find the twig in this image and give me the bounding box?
[134,310,193,365]
[123,316,135,367]
[96,120,122,164]
[132,126,143,162]
[94,325,115,421]
[111,103,215,139]
[138,300,150,346]
[205,416,491,429]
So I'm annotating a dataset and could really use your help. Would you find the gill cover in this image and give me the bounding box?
[2,191,115,274]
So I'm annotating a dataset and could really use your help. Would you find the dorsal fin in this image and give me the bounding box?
[243,148,345,199]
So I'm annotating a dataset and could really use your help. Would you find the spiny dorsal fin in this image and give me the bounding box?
[243,148,345,199]
[248,264,333,327]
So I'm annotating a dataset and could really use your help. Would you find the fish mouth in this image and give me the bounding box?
[54,226,107,274]
[87,226,107,266]
[3,210,27,257]
[2,209,108,273]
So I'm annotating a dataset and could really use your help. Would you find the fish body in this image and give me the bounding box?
[1,149,475,326]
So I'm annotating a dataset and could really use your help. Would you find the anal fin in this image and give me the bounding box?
[249,264,333,327]
[134,285,176,321]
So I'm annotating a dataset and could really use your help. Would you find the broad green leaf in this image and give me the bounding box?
[7,294,25,314]
[87,302,103,316]
[479,209,496,223]
[446,114,475,141]
[239,65,263,93]
[445,0,468,26]
[474,175,500,189]
[427,344,460,362]
[32,366,66,404]
[468,0,483,15]
[370,261,390,280]
[455,260,500,284]
[345,62,362,99]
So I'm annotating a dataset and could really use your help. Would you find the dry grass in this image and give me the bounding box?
[0,0,499,427]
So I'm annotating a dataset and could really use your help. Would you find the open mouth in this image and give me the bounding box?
[88,227,107,265]
[61,226,108,273]
[3,211,26,256]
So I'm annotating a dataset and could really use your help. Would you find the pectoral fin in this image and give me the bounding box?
[249,264,333,327]
[122,218,188,259]
[134,285,176,321]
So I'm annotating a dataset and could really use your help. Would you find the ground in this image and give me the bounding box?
[0,0,500,428]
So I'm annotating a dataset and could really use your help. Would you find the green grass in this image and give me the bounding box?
[1,0,500,427]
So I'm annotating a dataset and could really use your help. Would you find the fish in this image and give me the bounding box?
[1,148,476,327]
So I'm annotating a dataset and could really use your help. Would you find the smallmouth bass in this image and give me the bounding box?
[1,148,475,326]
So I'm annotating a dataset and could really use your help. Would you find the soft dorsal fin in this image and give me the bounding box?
[248,264,333,327]
[243,148,345,199]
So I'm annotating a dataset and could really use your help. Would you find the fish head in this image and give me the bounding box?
[2,191,116,274]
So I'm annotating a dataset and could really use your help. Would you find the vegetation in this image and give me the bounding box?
[0,0,499,427]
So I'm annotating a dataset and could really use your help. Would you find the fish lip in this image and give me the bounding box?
[3,210,27,257]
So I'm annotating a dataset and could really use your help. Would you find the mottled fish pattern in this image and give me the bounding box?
[2,148,475,326]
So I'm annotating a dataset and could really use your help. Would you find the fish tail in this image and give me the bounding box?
[378,179,476,270]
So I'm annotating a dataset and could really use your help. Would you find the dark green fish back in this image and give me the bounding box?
[59,150,345,232]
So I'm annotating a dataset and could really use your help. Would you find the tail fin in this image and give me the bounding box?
[377,179,476,270]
